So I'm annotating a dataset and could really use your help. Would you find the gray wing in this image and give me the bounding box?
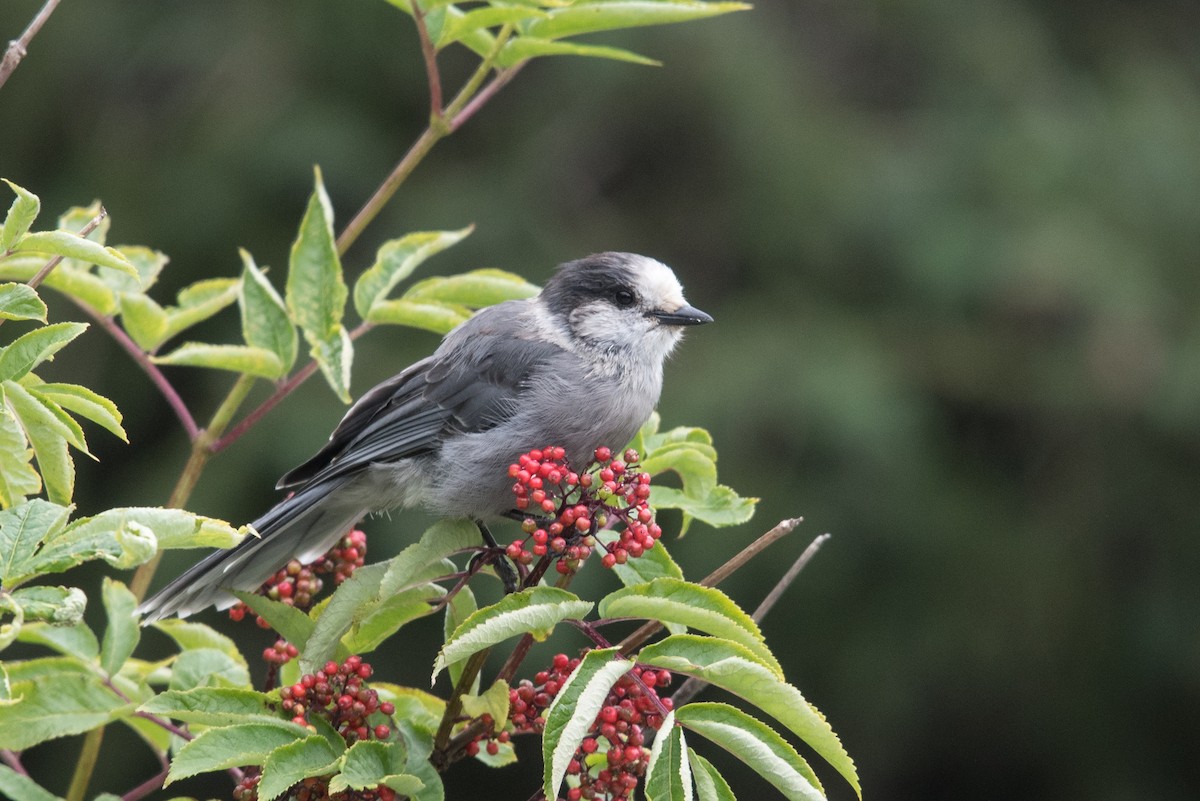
[277,303,570,489]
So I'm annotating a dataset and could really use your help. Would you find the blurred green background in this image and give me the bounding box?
[3,0,1199,799]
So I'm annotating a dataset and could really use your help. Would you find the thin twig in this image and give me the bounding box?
[0,749,27,775]
[616,518,801,655]
[449,63,525,133]
[409,0,444,119]
[121,766,169,801]
[0,0,62,91]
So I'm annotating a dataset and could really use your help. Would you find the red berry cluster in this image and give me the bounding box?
[279,656,394,743]
[478,652,673,801]
[506,446,661,575]
[262,638,299,664]
[229,529,368,629]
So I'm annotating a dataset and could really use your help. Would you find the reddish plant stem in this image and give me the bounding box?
[410,0,444,119]
[0,749,27,775]
[449,63,525,133]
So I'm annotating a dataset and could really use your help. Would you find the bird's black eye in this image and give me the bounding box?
[613,288,636,308]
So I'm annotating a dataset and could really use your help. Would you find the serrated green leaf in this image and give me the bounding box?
[0,407,40,507]
[300,561,387,673]
[6,585,86,625]
[32,382,126,441]
[0,590,22,650]
[169,647,251,691]
[436,6,547,47]
[56,202,109,244]
[640,635,859,796]
[651,485,757,529]
[498,36,660,67]
[70,508,243,557]
[0,674,132,750]
[309,325,353,402]
[118,291,170,351]
[2,656,90,686]
[0,764,62,801]
[0,283,47,322]
[641,442,717,499]
[140,687,278,726]
[689,750,736,801]
[0,498,72,587]
[13,505,159,583]
[609,530,684,587]
[9,379,89,454]
[159,277,241,344]
[15,622,98,661]
[288,166,346,343]
[645,711,691,801]
[675,703,825,801]
[600,579,781,676]
[403,268,539,308]
[166,721,311,783]
[259,735,344,801]
[353,227,473,319]
[14,231,136,277]
[379,518,482,597]
[0,255,118,315]
[100,245,168,293]
[240,249,298,374]
[3,382,74,503]
[100,578,140,676]
[0,321,88,383]
[340,582,445,656]
[543,648,632,800]
[328,740,422,796]
[365,298,472,334]
[1,180,41,252]
[233,591,316,651]
[153,619,245,662]
[459,679,510,733]
[434,587,593,680]
[153,342,285,379]
[523,0,750,40]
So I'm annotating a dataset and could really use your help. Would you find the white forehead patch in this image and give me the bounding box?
[630,256,687,309]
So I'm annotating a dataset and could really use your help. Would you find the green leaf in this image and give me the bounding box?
[15,621,98,661]
[675,703,825,801]
[650,485,757,529]
[101,245,168,293]
[7,378,89,454]
[56,202,109,244]
[288,166,347,345]
[2,656,90,686]
[498,36,660,67]
[100,578,140,676]
[437,6,548,47]
[300,561,387,673]
[233,591,317,651]
[310,326,354,402]
[75,507,244,552]
[0,255,118,315]
[379,518,482,597]
[522,0,751,40]
[140,687,277,727]
[118,292,169,351]
[153,342,285,379]
[433,587,593,680]
[599,579,781,676]
[364,299,472,334]
[339,582,445,656]
[0,591,22,650]
[6,585,86,625]
[689,750,737,801]
[1,180,41,252]
[443,585,478,690]
[4,382,74,503]
[0,674,132,750]
[153,619,246,663]
[353,227,473,319]
[609,532,683,585]
[240,249,299,374]
[459,679,510,733]
[169,647,251,691]
[166,721,311,783]
[642,636,859,797]
[641,442,717,499]
[0,764,62,801]
[0,283,47,322]
[0,499,73,587]
[14,231,136,277]
[542,648,632,800]
[645,711,692,801]
[20,504,164,583]
[0,407,40,506]
[403,268,539,308]
[159,277,241,344]
[259,735,344,801]
[32,383,126,442]
[329,740,422,796]
[0,321,88,383]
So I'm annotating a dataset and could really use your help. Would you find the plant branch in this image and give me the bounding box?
[432,648,491,761]
[122,765,169,801]
[410,0,444,119]
[449,62,526,133]
[65,723,105,801]
[616,518,801,655]
[0,0,61,91]
[0,749,27,775]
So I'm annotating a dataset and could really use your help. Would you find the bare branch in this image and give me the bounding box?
[0,0,62,91]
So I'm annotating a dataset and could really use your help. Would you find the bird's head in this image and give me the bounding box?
[539,252,712,359]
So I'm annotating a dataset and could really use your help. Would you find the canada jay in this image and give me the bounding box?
[138,252,712,621]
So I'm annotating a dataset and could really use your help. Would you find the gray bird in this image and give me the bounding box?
[138,252,712,621]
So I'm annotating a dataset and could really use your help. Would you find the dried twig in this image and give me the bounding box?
[0,0,62,91]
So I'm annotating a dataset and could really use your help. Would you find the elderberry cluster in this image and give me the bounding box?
[506,446,661,575]
[229,529,368,629]
[477,652,673,801]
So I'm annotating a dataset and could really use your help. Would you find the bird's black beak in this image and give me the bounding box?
[651,304,714,326]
